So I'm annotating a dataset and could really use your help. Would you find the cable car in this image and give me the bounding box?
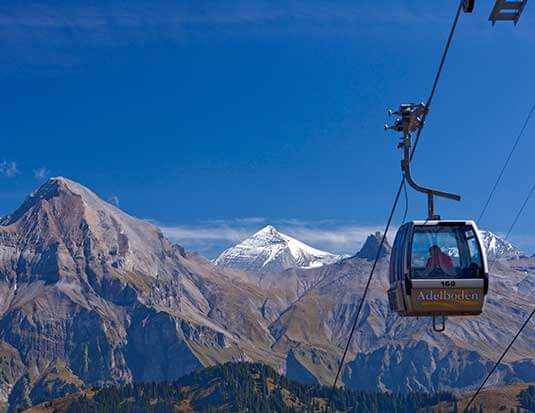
[388,220,489,319]
[385,103,490,330]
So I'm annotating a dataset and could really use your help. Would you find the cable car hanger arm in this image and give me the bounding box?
[400,134,460,202]
[386,103,461,219]
[401,130,460,219]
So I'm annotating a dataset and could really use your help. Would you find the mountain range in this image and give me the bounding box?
[0,178,533,412]
[214,225,520,274]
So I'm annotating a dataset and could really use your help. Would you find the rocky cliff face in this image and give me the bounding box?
[0,178,288,411]
[0,178,533,411]
[269,255,535,394]
[354,232,391,260]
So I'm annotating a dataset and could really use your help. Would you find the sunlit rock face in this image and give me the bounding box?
[0,178,285,411]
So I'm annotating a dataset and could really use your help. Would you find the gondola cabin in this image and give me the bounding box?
[388,220,489,317]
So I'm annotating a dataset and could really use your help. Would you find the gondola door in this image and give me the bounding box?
[388,223,410,315]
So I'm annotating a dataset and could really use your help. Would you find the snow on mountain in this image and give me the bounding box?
[480,230,522,259]
[214,225,343,272]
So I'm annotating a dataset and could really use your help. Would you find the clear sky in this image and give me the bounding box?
[1,0,534,258]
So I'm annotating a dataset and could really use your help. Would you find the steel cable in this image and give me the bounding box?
[327,2,464,408]
[463,308,535,413]
[477,102,535,226]
[463,183,535,412]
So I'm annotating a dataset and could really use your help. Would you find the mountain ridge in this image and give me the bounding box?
[0,177,533,411]
[480,230,523,259]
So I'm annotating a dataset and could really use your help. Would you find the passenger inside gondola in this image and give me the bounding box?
[426,245,453,272]
[410,225,484,278]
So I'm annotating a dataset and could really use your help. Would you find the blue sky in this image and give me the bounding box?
[1,0,534,258]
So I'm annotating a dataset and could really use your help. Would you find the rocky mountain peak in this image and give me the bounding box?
[355,231,391,261]
[480,230,522,259]
[0,177,177,284]
[249,225,285,244]
[258,225,277,234]
[215,225,343,272]
[35,176,84,196]
[2,177,117,226]
[36,177,113,207]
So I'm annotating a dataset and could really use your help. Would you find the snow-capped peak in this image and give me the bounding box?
[480,230,522,259]
[214,225,343,272]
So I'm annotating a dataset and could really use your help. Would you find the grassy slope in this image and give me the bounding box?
[430,383,534,413]
[456,383,533,413]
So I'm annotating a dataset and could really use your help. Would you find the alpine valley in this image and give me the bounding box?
[0,178,533,412]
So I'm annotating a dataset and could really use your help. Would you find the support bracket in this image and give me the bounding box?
[489,0,528,25]
[385,103,461,220]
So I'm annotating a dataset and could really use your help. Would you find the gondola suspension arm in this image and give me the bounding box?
[385,103,461,220]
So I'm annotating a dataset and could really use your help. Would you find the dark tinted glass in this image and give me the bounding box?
[410,225,483,278]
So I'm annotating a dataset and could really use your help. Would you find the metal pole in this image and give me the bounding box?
[387,103,461,220]
[428,193,435,220]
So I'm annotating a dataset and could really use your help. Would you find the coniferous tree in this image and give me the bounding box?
[64,362,457,413]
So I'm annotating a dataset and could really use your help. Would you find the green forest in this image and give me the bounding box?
[56,362,455,413]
